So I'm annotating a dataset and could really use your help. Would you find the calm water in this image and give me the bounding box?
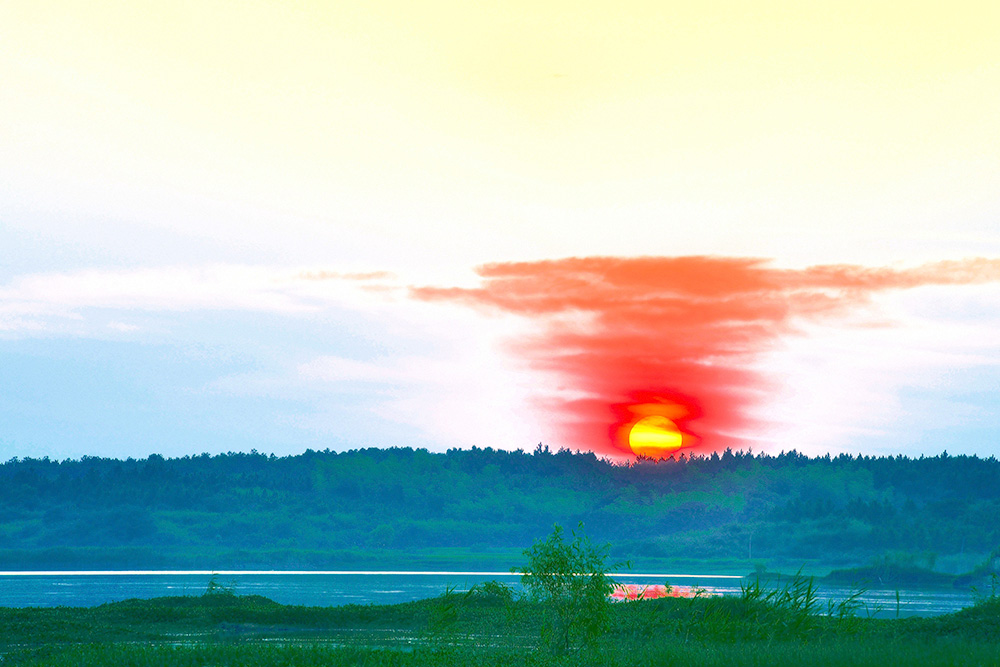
[0,571,977,618]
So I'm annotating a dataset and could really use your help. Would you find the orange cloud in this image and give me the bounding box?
[412,256,1000,458]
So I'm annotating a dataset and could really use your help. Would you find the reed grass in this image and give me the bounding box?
[3,578,999,666]
[7,639,1000,667]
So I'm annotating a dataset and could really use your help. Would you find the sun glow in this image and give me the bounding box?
[628,415,684,458]
[608,396,699,459]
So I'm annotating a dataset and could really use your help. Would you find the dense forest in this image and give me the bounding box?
[1,446,998,575]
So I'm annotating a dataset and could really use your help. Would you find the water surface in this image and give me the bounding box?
[0,571,976,617]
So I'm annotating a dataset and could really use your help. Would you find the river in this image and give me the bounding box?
[0,571,978,618]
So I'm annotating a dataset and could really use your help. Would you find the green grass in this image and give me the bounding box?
[2,583,999,666]
[6,641,1000,667]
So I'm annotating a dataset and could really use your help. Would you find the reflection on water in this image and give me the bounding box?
[0,571,978,617]
[611,583,708,600]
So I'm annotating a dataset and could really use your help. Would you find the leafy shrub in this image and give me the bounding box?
[517,523,623,654]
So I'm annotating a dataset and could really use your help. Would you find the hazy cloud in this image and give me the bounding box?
[413,256,1000,457]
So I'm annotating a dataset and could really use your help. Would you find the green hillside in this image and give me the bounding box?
[1,446,998,575]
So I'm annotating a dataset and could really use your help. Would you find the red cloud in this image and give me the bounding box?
[412,256,1000,458]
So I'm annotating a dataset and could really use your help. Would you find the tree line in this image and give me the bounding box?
[0,445,997,571]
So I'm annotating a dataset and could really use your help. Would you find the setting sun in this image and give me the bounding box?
[628,415,684,458]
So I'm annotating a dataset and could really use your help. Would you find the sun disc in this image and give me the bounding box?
[628,415,684,458]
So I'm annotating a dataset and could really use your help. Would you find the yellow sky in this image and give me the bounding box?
[3,1,1000,458]
[3,1,999,270]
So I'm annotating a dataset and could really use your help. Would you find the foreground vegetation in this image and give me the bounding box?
[2,584,999,666]
[3,521,997,667]
[2,447,999,574]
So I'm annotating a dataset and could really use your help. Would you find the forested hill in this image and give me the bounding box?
[2,446,999,573]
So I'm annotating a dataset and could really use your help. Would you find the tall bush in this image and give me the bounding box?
[518,523,622,654]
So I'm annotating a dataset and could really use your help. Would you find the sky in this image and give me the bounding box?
[2,1,1000,461]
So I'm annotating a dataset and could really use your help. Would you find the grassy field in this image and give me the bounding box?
[2,582,999,666]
